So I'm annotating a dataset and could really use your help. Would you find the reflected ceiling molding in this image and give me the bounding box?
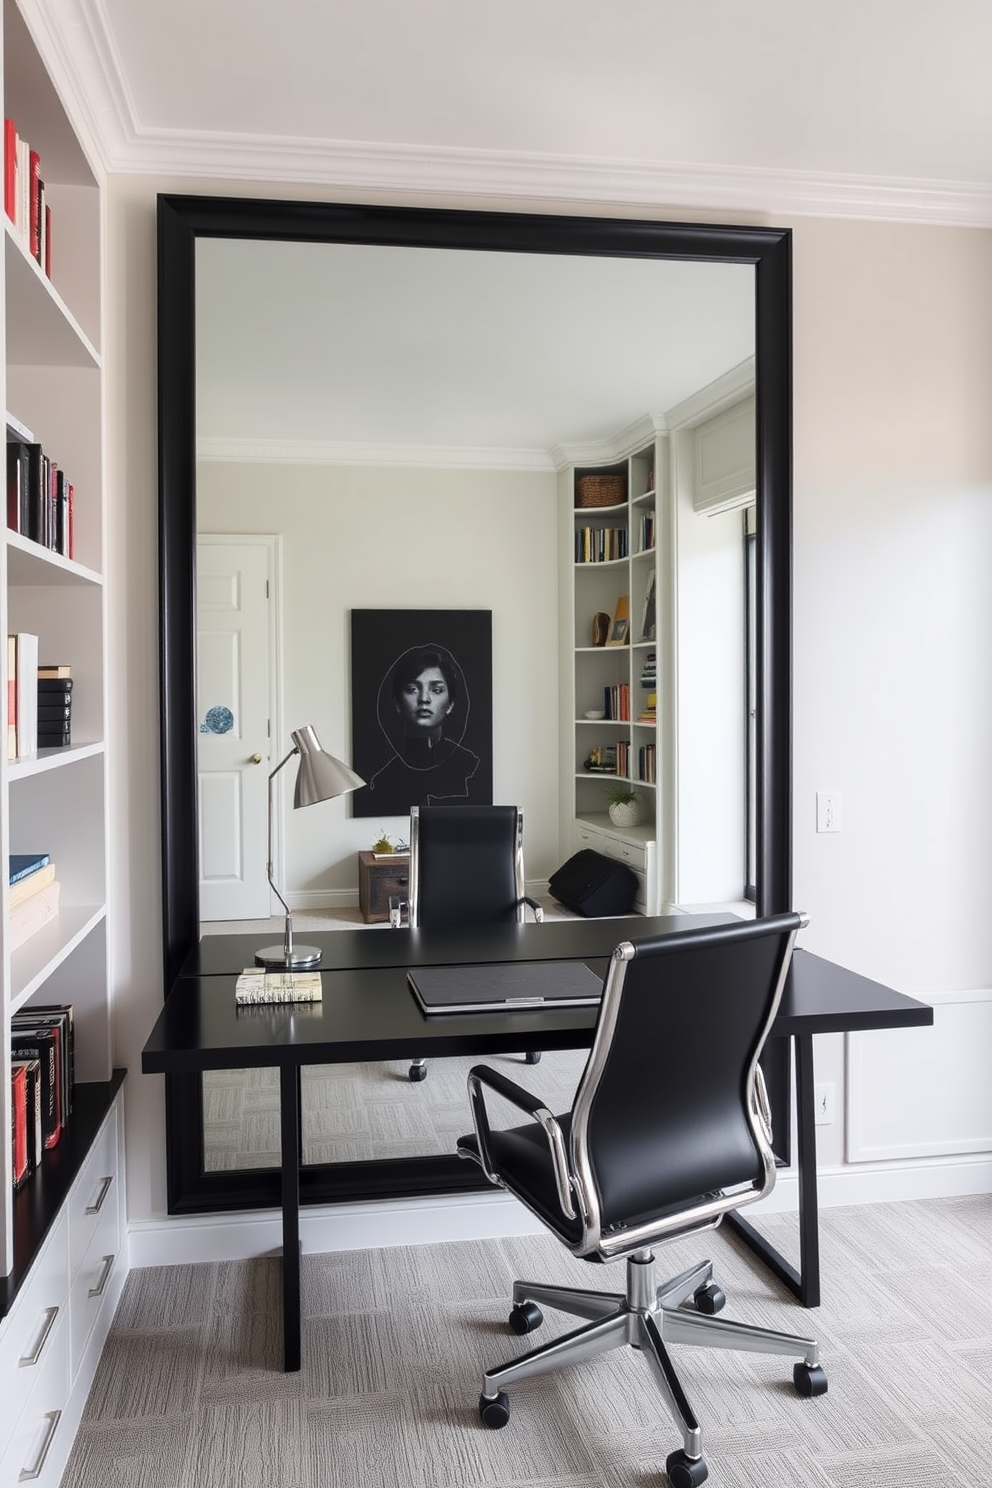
[195,437,556,471]
[665,358,756,432]
[551,413,668,473]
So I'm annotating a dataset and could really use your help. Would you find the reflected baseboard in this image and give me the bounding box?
[200,896,578,936]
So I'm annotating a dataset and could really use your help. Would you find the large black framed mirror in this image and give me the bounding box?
[158,195,792,1216]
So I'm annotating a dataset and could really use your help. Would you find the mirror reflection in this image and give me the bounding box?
[192,237,756,1172]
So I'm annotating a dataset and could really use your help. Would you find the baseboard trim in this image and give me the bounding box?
[128,1156,992,1268]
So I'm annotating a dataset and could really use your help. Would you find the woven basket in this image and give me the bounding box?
[576,474,627,509]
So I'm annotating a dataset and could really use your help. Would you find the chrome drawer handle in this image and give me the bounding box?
[19,1410,62,1481]
[88,1254,115,1299]
[85,1175,114,1214]
[19,1307,59,1368]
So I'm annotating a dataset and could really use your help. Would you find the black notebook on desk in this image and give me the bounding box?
[408,960,604,1015]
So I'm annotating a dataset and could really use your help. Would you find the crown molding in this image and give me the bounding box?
[30,0,992,229]
[196,438,556,471]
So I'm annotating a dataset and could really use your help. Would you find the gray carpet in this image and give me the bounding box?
[61,1193,992,1487]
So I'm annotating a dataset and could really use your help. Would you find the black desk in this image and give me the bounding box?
[143,921,932,1371]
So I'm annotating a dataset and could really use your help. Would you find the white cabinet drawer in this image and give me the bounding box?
[0,1216,69,1462]
[0,1304,69,1488]
[600,835,647,873]
[575,825,604,852]
[69,1184,121,1380]
[68,1106,119,1279]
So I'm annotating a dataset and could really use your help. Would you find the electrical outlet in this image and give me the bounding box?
[814,1082,835,1126]
[816,791,842,833]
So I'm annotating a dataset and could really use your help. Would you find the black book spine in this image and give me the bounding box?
[10,1028,60,1149]
[27,443,45,543]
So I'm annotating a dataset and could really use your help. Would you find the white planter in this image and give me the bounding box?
[608,798,642,828]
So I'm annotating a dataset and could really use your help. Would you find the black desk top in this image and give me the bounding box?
[143,938,933,1076]
[181,912,737,979]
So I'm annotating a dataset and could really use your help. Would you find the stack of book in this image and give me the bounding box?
[3,117,53,276]
[10,1003,73,1186]
[38,663,72,748]
[8,852,60,951]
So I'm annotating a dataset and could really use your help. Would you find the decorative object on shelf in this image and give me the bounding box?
[606,783,643,828]
[371,829,395,855]
[606,593,630,647]
[255,725,364,969]
[591,611,610,646]
[584,709,606,720]
[575,473,627,508]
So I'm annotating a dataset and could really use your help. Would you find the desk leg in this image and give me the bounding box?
[280,1065,302,1371]
[725,1033,821,1308]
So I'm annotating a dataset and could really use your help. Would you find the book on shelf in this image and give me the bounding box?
[3,117,15,223]
[234,968,323,1004]
[14,631,39,757]
[10,852,51,884]
[37,702,72,722]
[9,878,61,950]
[9,859,57,908]
[6,440,31,534]
[10,1021,62,1150]
[37,728,71,749]
[12,1056,43,1175]
[38,664,72,680]
[11,1061,29,1190]
[22,1006,74,1119]
[605,594,630,647]
[6,634,15,761]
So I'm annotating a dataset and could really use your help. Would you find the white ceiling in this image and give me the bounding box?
[30,0,992,225]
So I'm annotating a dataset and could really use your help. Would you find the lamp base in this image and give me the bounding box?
[254,944,322,969]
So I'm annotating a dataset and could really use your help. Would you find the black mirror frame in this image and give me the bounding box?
[158,194,792,1216]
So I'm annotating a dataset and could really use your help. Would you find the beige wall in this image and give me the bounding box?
[197,459,560,893]
[107,175,992,1223]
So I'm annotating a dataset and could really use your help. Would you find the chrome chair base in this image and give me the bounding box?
[479,1249,825,1487]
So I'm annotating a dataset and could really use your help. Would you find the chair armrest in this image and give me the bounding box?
[516,895,545,923]
[466,1064,576,1219]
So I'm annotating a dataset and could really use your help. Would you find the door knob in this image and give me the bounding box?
[249,752,263,764]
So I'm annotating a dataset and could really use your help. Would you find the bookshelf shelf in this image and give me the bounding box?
[6,531,102,586]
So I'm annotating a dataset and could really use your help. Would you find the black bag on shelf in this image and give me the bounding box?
[548,848,638,918]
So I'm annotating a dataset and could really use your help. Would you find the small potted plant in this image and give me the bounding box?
[605,782,642,828]
[371,830,394,855]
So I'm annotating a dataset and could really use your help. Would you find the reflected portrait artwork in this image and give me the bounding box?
[350,609,493,817]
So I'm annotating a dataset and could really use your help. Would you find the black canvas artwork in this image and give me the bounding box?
[350,610,493,818]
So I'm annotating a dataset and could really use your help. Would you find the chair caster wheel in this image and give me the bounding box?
[666,1448,708,1487]
[479,1390,510,1428]
[693,1282,726,1315]
[408,1064,427,1082]
[793,1362,828,1397]
[508,1300,544,1334]
[524,1050,542,1064]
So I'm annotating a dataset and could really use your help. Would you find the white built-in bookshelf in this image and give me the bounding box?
[560,433,667,914]
[558,379,756,918]
[1,2,125,1481]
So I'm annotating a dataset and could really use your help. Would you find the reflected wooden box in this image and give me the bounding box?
[357,851,411,923]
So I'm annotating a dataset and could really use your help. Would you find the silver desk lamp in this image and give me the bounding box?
[255,725,364,968]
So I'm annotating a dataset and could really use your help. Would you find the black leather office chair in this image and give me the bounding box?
[457,912,826,1488]
[398,804,545,1081]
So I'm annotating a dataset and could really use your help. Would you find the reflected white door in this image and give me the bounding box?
[197,536,275,921]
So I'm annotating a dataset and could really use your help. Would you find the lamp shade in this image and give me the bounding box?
[290,725,364,807]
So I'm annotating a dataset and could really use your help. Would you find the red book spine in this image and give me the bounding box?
[68,483,74,559]
[29,149,41,262]
[3,117,16,222]
[11,1065,29,1188]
